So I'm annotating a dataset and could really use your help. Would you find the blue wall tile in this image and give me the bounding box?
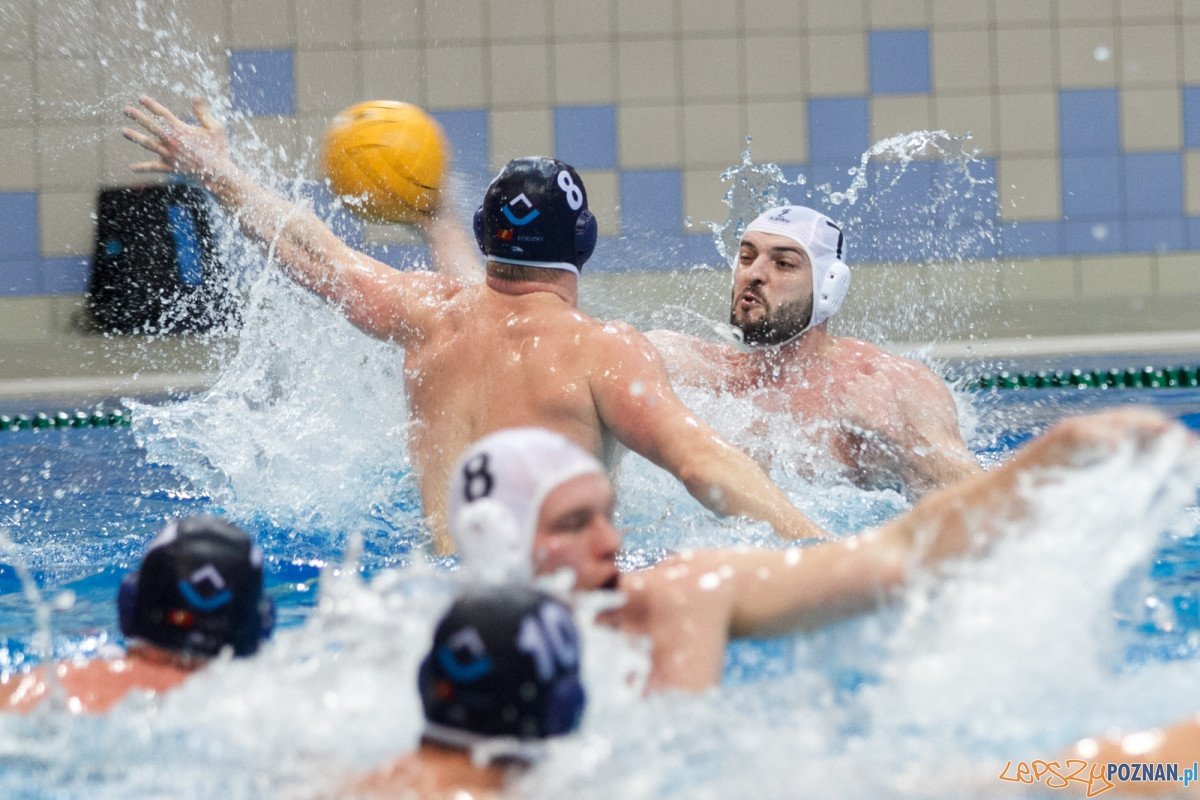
[1184,87,1200,149]
[42,257,90,294]
[1059,89,1119,155]
[229,50,295,117]
[620,170,682,236]
[1123,152,1183,217]
[999,221,1063,258]
[1187,216,1200,249]
[363,242,427,271]
[0,192,39,258]
[1061,219,1123,253]
[856,159,935,229]
[796,160,861,217]
[0,259,43,296]
[303,180,364,248]
[1125,218,1185,253]
[555,105,617,170]
[1061,155,1121,219]
[808,98,869,163]
[869,30,931,94]
[432,109,491,202]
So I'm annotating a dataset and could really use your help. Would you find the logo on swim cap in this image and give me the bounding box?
[473,157,598,274]
[419,585,585,756]
[117,516,275,658]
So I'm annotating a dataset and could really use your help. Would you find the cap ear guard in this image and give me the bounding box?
[541,674,586,736]
[573,209,597,267]
[814,259,851,326]
[118,571,139,638]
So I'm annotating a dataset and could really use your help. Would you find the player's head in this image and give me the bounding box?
[730,205,850,345]
[419,584,585,762]
[118,516,274,660]
[448,428,620,591]
[474,157,597,274]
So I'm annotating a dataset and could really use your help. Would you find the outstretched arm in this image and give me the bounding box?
[591,324,827,540]
[122,96,444,343]
[413,189,484,283]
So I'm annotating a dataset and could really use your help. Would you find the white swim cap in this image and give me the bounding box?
[448,428,605,574]
[741,205,851,335]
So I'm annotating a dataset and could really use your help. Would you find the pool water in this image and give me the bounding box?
[0,384,1197,798]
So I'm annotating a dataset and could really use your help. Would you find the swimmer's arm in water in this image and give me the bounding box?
[589,324,827,540]
[842,358,982,495]
[122,96,445,344]
[644,329,728,391]
[1063,714,1200,787]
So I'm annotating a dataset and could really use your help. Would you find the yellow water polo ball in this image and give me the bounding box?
[321,101,448,224]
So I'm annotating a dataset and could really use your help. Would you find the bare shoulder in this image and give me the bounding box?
[834,337,947,388]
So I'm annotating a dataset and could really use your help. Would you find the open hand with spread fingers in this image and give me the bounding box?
[121,96,234,183]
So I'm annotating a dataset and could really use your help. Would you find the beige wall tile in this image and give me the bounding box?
[996,91,1058,155]
[359,0,422,45]
[1121,88,1181,151]
[491,44,552,108]
[931,0,991,27]
[617,39,679,102]
[178,0,229,45]
[683,167,731,229]
[1057,26,1117,87]
[868,0,929,27]
[0,127,37,189]
[807,0,866,31]
[491,108,552,168]
[871,96,933,143]
[681,38,741,101]
[1119,0,1176,21]
[1185,24,1200,84]
[680,0,740,34]
[553,42,616,105]
[35,0,98,58]
[552,0,615,38]
[424,45,487,108]
[0,0,34,58]
[295,0,358,47]
[618,104,682,168]
[744,0,804,33]
[0,298,55,339]
[992,0,1053,25]
[995,27,1055,90]
[932,30,994,92]
[487,0,550,40]
[1079,255,1154,297]
[229,0,293,47]
[1000,258,1078,300]
[296,50,361,115]
[1156,253,1200,294]
[0,60,35,124]
[100,133,149,186]
[425,0,484,41]
[1186,1,1200,21]
[1057,0,1117,23]
[1187,151,1200,216]
[744,36,807,98]
[683,102,745,168]
[1120,25,1180,86]
[236,116,302,168]
[616,0,675,36]
[577,170,619,234]
[38,124,103,189]
[40,191,94,257]
[934,94,997,154]
[998,156,1062,221]
[361,48,425,105]
[806,33,867,96]
[745,100,807,163]
[36,58,103,123]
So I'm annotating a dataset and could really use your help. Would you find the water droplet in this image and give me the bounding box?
[1093,46,1111,62]
[1090,224,1109,241]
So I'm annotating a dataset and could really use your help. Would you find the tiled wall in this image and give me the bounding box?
[2,0,1199,339]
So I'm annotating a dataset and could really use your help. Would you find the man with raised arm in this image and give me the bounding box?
[446,410,1195,692]
[647,205,981,497]
[122,97,825,551]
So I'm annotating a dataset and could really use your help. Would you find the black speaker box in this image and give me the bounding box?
[88,183,232,334]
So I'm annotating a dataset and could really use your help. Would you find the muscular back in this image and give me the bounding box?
[404,281,609,552]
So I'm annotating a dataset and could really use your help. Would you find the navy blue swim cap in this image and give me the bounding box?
[419,585,585,753]
[118,516,275,658]
[473,156,597,273]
